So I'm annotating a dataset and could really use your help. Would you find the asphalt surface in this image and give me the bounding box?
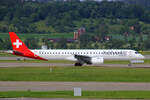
[0,56,150,68]
[0,56,149,100]
[1,81,150,91]
[0,62,150,68]
[0,55,150,60]
[144,55,150,59]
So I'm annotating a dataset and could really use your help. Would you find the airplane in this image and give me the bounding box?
[7,32,144,66]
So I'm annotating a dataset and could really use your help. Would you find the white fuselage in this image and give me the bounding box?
[8,32,145,66]
[31,49,144,61]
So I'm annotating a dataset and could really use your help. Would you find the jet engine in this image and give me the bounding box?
[91,57,104,64]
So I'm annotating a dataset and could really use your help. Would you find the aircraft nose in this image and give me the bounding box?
[140,55,145,59]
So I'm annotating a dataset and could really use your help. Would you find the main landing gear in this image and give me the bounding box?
[128,63,132,66]
[74,63,83,66]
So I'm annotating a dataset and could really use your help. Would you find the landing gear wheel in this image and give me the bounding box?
[128,63,132,66]
[75,63,83,66]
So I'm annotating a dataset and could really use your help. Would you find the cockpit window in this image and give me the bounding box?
[135,52,140,54]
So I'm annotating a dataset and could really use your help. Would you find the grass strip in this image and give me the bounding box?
[0,52,15,57]
[0,91,150,99]
[0,60,73,63]
[0,67,150,82]
[141,51,150,55]
[0,59,150,64]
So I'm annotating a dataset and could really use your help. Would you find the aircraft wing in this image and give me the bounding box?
[74,55,92,64]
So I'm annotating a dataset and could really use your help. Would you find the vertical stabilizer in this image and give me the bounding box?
[9,32,46,60]
[9,32,29,53]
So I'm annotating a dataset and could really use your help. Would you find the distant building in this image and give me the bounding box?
[41,45,48,50]
[74,27,86,40]
[48,38,76,43]
[105,36,111,41]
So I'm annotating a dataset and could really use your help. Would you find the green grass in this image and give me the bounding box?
[0,60,73,63]
[141,51,150,55]
[143,59,150,64]
[0,52,15,57]
[0,91,150,99]
[0,59,150,64]
[0,67,150,82]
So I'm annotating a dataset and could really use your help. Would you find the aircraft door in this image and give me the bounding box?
[34,51,38,57]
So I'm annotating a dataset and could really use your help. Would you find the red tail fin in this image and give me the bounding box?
[9,32,29,53]
[9,32,46,60]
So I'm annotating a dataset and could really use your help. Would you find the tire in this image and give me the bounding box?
[75,63,82,66]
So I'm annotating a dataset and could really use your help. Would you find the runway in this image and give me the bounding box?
[144,55,150,59]
[1,81,150,91]
[0,57,33,60]
[0,55,150,60]
[0,62,150,68]
[0,56,150,100]
[0,56,149,68]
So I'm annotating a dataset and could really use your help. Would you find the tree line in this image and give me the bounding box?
[1,0,150,33]
[0,0,150,50]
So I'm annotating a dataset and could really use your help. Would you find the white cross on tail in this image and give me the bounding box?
[13,39,22,48]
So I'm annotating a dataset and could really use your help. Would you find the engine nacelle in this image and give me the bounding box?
[91,57,104,64]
